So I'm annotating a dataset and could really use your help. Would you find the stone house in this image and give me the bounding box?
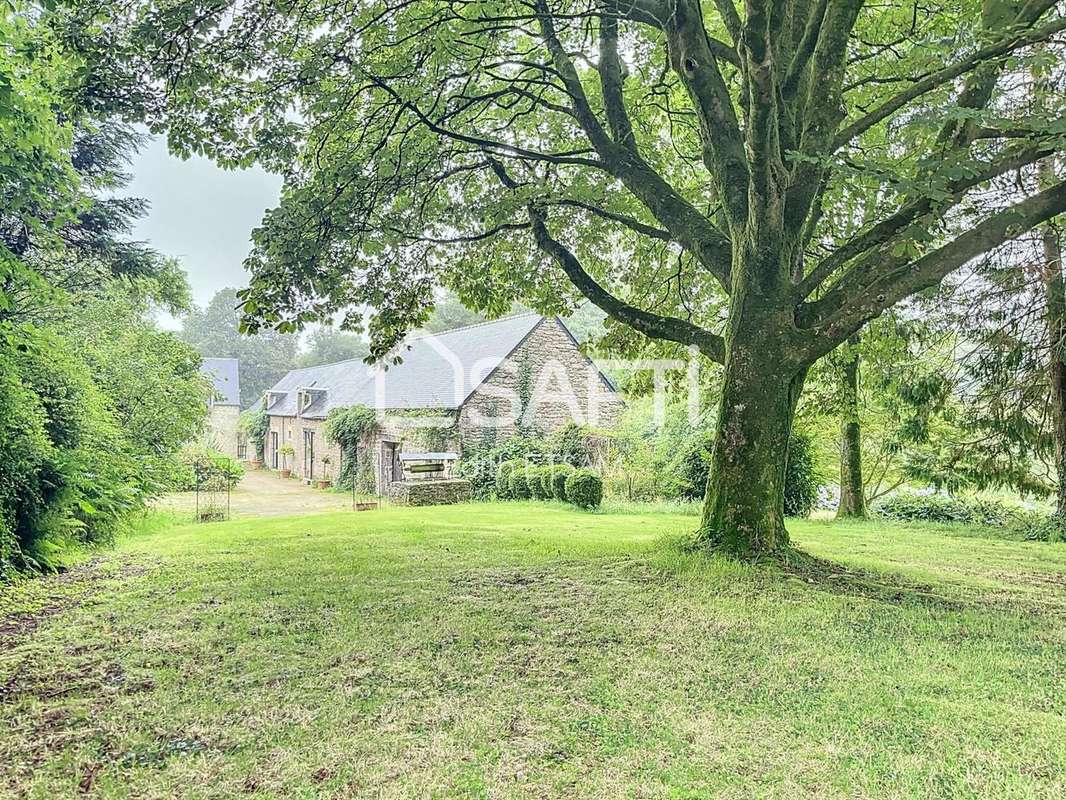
[200,357,241,459]
[260,314,624,492]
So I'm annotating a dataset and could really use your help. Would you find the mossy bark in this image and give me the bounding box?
[697,334,807,557]
[836,344,866,518]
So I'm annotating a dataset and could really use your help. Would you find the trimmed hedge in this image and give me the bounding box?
[528,466,554,500]
[508,468,532,499]
[495,460,523,499]
[550,464,574,500]
[565,468,603,509]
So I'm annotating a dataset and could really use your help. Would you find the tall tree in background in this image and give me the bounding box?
[1041,175,1066,512]
[835,336,865,518]
[88,0,1066,556]
[181,287,298,407]
[296,327,369,368]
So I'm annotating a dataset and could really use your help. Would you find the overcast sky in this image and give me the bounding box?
[127,134,283,321]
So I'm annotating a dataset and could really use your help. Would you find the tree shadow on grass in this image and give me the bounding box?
[775,548,973,613]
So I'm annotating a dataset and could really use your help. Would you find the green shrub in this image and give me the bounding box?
[1008,512,1066,542]
[238,409,270,462]
[456,452,498,499]
[873,492,1015,526]
[508,467,532,499]
[783,433,818,518]
[565,468,603,509]
[550,464,574,500]
[323,405,378,491]
[177,446,245,491]
[547,422,592,467]
[671,431,716,500]
[523,466,545,500]
[496,459,523,499]
[537,466,557,500]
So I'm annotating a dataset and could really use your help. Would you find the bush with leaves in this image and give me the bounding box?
[508,467,532,500]
[0,328,156,573]
[239,409,270,462]
[550,464,574,500]
[671,430,717,501]
[495,460,522,499]
[783,433,819,518]
[566,469,603,509]
[323,405,378,490]
[456,450,501,499]
[547,422,593,467]
[872,492,1016,527]
[1008,512,1066,543]
[176,445,245,490]
[525,466,551,500]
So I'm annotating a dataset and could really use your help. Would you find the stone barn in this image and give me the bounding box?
[259,314,623,492]
[200,357,241,459]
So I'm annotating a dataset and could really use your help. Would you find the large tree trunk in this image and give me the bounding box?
[697,334,807,557]
[836,339,866,518]
[1041,222,1066,515]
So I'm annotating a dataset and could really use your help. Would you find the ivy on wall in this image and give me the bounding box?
[323,405,379,491]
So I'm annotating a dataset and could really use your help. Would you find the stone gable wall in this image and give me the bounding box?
[205,405,240,459]
[264,317,623,489]
[457,317,624,445]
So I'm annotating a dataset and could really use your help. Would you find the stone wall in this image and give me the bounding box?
[458,317,624,445]
[266,411,458,492]
[266,415,343,482]
[389,479,472,506]
[205,405,240,459]
[263,316,623,489]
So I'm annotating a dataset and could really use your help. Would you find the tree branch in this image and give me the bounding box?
[598,3,637,150]
[527,203,726,362]
[799,179,1066,358]
[551,199,673,240]
[662,0,749,225]
[797,139,1062,298]
[535,1,734,287]
[832,14,1066,151]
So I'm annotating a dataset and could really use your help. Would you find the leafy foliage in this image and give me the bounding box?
[873,492,1018,527]
[565,469,603,510]
[508,468,532,500]
[549,464,574,501]
[322,405,378,491]
[494,460,523,500]
[295,327,368,368]
[176,445,245,491]
[783,434,819,519]
[239,409,269,462]
[180,288,298,407]
[0,5,208,573]
[547,421,594,468]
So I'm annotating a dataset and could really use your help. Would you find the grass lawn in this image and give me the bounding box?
[2,503,1065,799]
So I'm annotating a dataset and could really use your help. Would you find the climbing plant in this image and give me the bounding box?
[238,409,269,462]
[323,405,378,491]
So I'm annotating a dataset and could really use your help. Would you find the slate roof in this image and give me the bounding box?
[263,314,548,418]
[201,357,241,406]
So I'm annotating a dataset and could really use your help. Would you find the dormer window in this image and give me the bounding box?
[265,390,286,410]
[296,386,327,416]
